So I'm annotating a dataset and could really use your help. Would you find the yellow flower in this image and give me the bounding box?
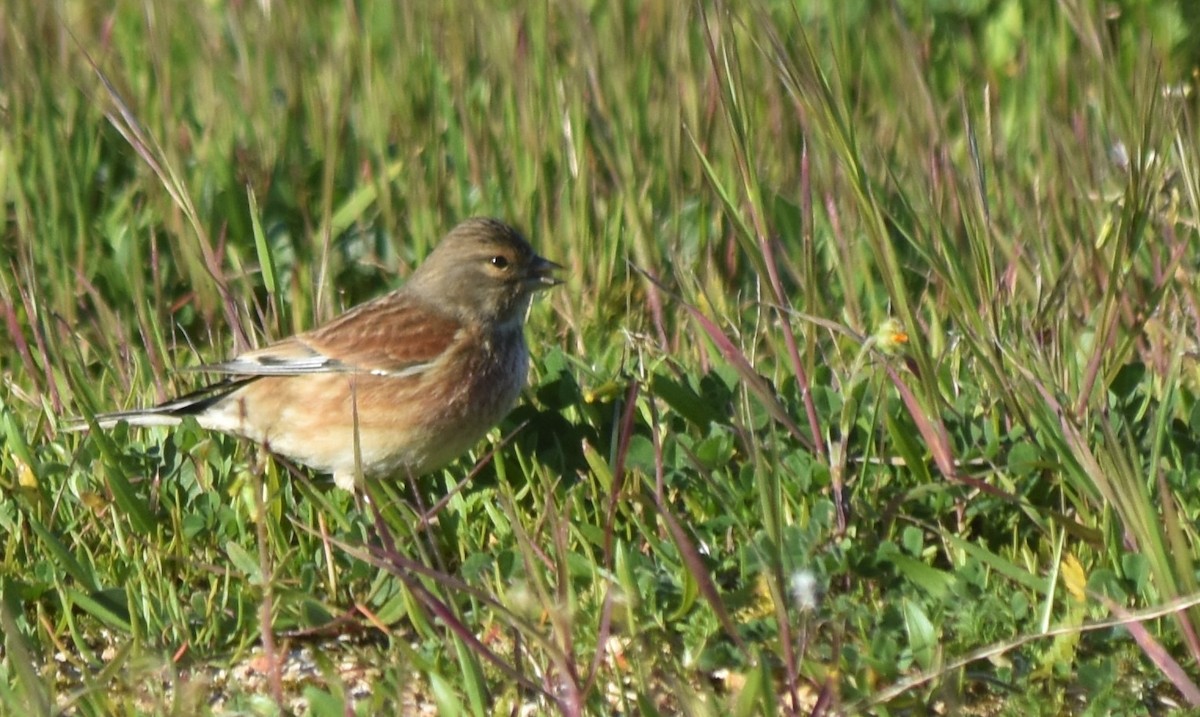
[873,318,909,355]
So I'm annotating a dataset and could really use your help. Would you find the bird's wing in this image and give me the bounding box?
[198,294,463,378]
[196,339,353,376]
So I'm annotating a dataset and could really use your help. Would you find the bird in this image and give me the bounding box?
[73,218,561,490]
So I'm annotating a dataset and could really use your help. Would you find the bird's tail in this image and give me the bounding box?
[62,378,254,432]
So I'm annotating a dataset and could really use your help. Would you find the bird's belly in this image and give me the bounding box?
[207,332,530,480]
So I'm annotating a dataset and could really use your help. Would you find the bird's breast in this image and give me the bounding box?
[437,326,529,420]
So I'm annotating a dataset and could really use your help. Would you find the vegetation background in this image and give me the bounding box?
[3,0,1200,714]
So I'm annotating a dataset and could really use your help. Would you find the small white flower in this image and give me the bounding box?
[790,570,820,612]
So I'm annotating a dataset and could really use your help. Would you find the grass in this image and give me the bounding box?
[3,0,1200,714]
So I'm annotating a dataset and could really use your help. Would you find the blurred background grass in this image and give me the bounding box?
[3,0,1200,714]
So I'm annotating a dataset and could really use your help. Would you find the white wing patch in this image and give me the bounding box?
[202,354,346,375]
[195,341,436,378]
[369,362,436,378]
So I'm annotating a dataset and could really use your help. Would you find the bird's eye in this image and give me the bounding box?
[490,255,510,270]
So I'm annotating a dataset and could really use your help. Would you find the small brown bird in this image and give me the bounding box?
[79,218,560,490]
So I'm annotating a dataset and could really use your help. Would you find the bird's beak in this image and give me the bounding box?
[527,255,564,289]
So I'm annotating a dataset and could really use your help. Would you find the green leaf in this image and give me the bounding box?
[65,587,132,632]
[104,462,158,535]
[300,599,334,628]
[902,598,937,671]
[1107,362,1146,403]
[886,553,954,600]
[582,439,614,493]
[940,530,1050,595]
[1,580,50,715]
[28,517,97,591]
[1,401,35,471]
[429,671,464,717]
[670,559,700,621]
[304,686,345,717]
[901,525,924,556]
[247,186,277,295]
[886,413,933,485]
[1007,441,1042,477]
[650,372,723,426]
[224,542,263,584]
